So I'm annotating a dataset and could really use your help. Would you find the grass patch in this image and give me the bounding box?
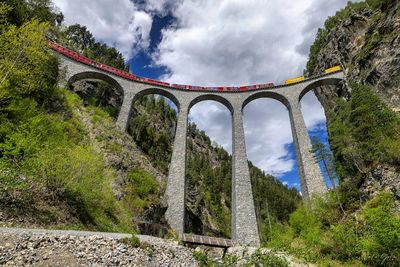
[121,234,141,248]
[122,169,160,213]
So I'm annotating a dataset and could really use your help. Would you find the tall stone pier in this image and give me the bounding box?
[231,102,260,246]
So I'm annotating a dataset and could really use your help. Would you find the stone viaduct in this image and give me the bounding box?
[57,53,344,247]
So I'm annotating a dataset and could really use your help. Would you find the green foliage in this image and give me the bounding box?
[192,251,216,267]
[222,253,239,266]
[324,1,369,31]
[3,0,56,26]
[186,135,232,237]
[311,137,338,188]
[130,95,299,238]
[266,191,400,266]
[128,95,177,174]
[61,23,125,69]
[193,249,289,267]
[246,249,289,267]
[0,5,134,231]
[305,0,386,75]
[0,17,58,107]
[122,169,159,212]
[329,83,400,207]
[306,28,328,74]
[251,161,301,242]
[366,0,392,9]
[121,234,141,248]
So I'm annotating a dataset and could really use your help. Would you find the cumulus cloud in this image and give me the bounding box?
[53,0,152,58]
[300,91,326,131]
[155,0,313,85]
[189,101,233,153]
[243,99,295,177]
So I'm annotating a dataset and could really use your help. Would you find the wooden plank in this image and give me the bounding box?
[182,233,234,248]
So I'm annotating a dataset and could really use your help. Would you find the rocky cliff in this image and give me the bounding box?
[309,0,400,114]
[306,0,400,201]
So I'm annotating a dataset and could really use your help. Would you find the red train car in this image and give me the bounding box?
[49,41,276,92]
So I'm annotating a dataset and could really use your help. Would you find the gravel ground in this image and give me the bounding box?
[0,228,198,267]
[0,227,312,267]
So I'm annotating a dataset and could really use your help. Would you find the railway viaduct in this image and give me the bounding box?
[57,53,345,247]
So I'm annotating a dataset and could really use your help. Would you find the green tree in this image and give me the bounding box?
[311,137,338,190]
[311,137,345,214]
[65,24,95,50]
[0,9,57,107]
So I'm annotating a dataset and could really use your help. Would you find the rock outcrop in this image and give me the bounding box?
[308,1,400,199]
[310,1,400,115]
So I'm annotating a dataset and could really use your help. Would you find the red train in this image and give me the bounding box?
[49,41,275,91]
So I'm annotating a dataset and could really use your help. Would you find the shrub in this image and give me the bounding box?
[360,192,400,266]
[192,251,216,267]
[122,169,159,212]
[248,249,289,267]
[329,217,361,260]
[121,234,140,248]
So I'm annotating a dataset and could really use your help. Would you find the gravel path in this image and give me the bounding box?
[0,227,198,266]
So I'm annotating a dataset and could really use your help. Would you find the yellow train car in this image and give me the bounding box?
[324,65,341,74]
[285,76,305,85]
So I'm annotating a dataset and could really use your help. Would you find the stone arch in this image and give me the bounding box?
[67,71,125,97]
[67,71,125,120]
[132,87,181,113]
[242,91,290,111]
[188,94,234,115]
[298,77,344,102]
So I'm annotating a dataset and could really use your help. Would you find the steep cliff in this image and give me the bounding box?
[306,0,400,202]
[308,0,400,113]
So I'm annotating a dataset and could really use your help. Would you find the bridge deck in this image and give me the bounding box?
[181,233,235,248]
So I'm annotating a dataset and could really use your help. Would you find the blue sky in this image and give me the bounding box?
[53,0,353,193]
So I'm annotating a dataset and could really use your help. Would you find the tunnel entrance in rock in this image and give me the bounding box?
[185,100,233,238]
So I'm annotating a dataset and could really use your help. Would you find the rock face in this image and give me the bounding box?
[310,2,400,114]
[308,1,400,198]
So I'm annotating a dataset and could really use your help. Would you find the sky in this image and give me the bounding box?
[52,0,354,192]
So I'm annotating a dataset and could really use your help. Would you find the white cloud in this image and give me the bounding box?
[300,91,326,131]
[243,99,295,177]
[139,0,181,16]
[155,0,313,86]
[52,0,152,58]
[189,101,232,153]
